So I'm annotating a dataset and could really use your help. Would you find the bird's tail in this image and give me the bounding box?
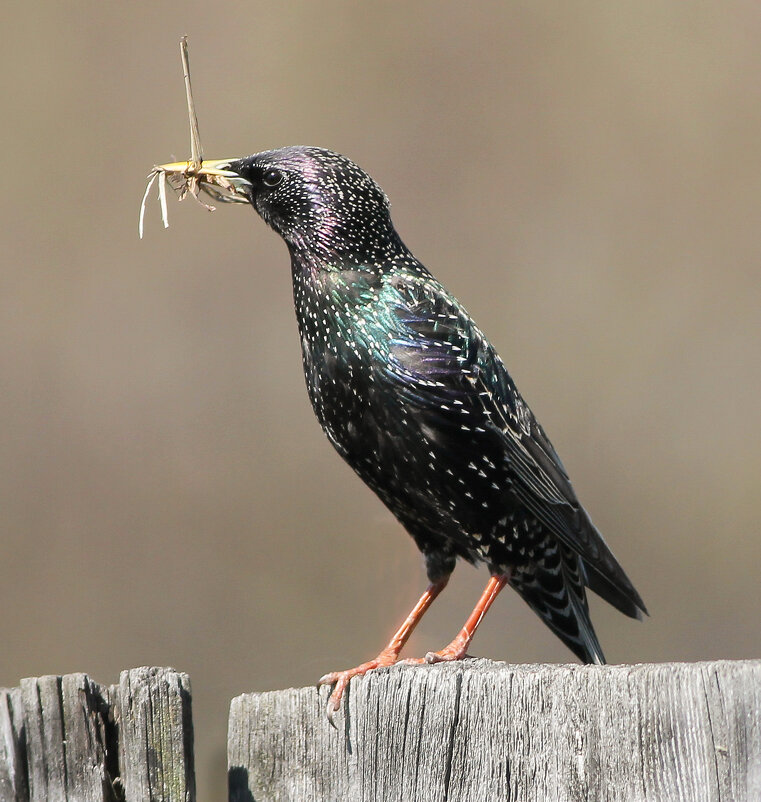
[585,564,645,621]
[578,509,648,620]
[510,544,605,664]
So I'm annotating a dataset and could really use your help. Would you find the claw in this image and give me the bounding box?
[326,698,340,730]
[424,641,469,664]
[318,672,345,728]
[317,671,338,687]
[322,672,353,727]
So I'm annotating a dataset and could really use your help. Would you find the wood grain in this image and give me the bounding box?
[0,667,195,802]
[227,659,761,802]
[117,667,195,802]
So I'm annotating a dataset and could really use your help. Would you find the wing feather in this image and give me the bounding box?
[373,273,646,616]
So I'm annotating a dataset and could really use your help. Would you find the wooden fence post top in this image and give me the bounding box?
[3,660,760,801]
[228,658,761,802]
[0,666,195,802]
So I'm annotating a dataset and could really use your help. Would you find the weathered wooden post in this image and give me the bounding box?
[227,658,761,801]
[0,666,195,802]
[3,660,760,800]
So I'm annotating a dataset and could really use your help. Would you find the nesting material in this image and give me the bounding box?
[139,37,249,238]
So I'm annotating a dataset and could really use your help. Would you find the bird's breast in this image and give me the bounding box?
[295,300,376,455]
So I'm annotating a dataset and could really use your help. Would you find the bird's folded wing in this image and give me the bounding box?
[373,274,645,614]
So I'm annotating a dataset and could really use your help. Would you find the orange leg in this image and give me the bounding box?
[318,573,512,724]
[403,573,510,665]
[318,577,448,724]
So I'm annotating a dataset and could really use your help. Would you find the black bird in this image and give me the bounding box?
[171,146,647,718]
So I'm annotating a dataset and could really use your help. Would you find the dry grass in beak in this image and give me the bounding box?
[139,37,249,238]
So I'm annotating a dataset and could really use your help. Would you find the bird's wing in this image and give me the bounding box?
[373,272,645,615]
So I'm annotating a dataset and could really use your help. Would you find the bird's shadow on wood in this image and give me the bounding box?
[228,766,255,802]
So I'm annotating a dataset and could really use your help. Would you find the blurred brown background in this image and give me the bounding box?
[2,1,760,797]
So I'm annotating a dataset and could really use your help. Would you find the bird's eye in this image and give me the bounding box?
[262,169,283,188]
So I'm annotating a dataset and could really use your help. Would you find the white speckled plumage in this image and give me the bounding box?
[226,146,646,665]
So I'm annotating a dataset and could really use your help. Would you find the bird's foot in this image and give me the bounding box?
[401,631,471,666]
[318,647,401,727]
[317,638,472,726]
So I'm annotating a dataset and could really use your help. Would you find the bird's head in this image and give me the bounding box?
[207,146,403,263]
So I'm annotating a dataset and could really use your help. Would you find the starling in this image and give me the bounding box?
[165,146,647,719]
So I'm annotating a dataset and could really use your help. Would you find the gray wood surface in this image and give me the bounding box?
[20,673,111,802]
[0,667,195,802]
[117,667,196,802]
[0,687,26,802]
[227,658,761,802]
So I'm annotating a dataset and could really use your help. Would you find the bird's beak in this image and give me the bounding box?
[155,158,252,204]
